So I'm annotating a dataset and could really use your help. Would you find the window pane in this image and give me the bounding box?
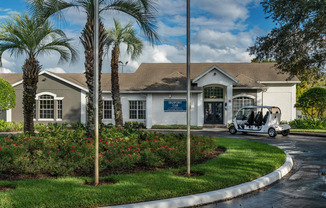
[40,95,54,119]
[233,97,254,117]
[129,101,146,119]
[103,100,112,119]
[204,87,223,99]
[58,100,62,119]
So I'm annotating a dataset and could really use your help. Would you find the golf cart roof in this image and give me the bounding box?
[240,106,280,109]
[239,106,281,113]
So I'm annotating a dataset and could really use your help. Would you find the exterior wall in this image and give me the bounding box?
[102,92,201,128]
[102,93,147,125]
[0,111,6,121]
[12,74,82,123]
[262,84,297,121]
[151,93,199,127]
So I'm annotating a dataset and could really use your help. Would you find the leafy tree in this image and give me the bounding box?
[251,58,275,63]
[28,0,158,137]
[0,77,16,111]
[249,0,326,78]
[0,13,77,134]
[105,19,143,128]
[295,87,326,118]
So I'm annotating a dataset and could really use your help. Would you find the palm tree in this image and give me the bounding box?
[105,19,143,127]
[28,0,158,137]
[0,13,77,135]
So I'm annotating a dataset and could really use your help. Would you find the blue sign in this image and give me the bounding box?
[164,100,187,112]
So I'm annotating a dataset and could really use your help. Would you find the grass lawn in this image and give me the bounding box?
[291,129,326,133]
[0,137,285,208]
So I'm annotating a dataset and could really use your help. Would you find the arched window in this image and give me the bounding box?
[204,87,223,99]
[39,95,54,119]
[233,96,254,116]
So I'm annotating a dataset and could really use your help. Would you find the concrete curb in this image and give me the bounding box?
[290,132,326,138]
[104,153,293,208]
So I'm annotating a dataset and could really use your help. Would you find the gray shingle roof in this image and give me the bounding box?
[0,63,299,91]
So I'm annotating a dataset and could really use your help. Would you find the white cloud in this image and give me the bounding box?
[44,67,66,73]
[0,67,13,73]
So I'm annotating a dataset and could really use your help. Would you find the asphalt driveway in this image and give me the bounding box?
[188,130,326,208]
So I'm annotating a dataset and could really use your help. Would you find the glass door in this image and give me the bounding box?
[204,102,224,124]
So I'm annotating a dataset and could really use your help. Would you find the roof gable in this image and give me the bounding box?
[8,71,88,92]
[192,65,238,84]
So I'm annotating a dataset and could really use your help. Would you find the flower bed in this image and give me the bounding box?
[0,127,216,177]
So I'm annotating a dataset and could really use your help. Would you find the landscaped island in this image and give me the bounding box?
[0,124,286,207]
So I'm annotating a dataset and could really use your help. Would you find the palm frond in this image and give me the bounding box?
[103,0,159,44]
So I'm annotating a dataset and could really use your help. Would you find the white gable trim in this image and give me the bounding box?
[35,92,64,100]
[192,65,238,84]
[12,71,88,92]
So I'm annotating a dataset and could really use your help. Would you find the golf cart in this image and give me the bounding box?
[229,106,290,137]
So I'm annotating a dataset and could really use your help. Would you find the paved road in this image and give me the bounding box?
[190,130,326,208]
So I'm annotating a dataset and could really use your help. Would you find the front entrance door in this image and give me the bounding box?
[204,102,224,124]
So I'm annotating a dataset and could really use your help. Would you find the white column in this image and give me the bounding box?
[80,90,87,124]
[146,94,153,129]
[6,109,12,122]
[257,90,263,106]
[291,84,297,120]
[197,93,203,126]
[226,85,233,124]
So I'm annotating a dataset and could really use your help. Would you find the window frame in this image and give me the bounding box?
[232,96,255,117]
[39,94,55,121]
[103,100,113,120]
[129,100,146,120]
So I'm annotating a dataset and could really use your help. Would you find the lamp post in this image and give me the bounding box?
[186,0,191,177]
[118,61,128,73]
[94,0,99,186]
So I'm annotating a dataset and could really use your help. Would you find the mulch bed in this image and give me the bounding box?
[0,147,226,181]
[0,184,17,192]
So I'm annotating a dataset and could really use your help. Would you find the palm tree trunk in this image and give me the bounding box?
[111,45,123,128]
[22,57,41,135]
[81,18,107,138]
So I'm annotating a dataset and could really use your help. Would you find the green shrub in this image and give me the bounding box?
[0,128,216,176]
[290,118,326,129]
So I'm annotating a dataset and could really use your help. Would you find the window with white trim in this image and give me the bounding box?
[103,100,112,119]
[233,97,254,116]
[39,95,54,119]
[57,100,62,119]
[129,101,146,119]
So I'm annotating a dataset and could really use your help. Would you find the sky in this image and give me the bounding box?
[0,0,276,74]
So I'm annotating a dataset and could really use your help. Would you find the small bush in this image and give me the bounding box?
[0,128,216,176]
[290,118,326,129]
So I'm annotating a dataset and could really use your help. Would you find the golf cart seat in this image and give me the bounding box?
[246,111,255,126]
[254,111,263,126]
[262,111,269,125]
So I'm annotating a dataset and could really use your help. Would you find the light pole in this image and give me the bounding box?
[186,0,191,177]
[118,61,128,73]
[94,0,99,186]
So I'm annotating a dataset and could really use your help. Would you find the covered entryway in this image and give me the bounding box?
[203,86,224,124]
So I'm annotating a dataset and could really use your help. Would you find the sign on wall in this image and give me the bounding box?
[164,100,187,112]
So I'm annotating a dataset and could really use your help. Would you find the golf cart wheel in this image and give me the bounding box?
[229,126,237,134]
[268,128,277,137]
[281,129,290,136]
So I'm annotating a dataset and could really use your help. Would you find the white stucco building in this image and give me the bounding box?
[0,63,300,128]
